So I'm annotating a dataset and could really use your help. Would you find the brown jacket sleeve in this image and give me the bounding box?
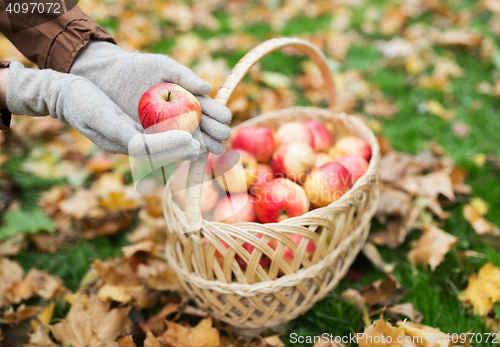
[0,0,116,130]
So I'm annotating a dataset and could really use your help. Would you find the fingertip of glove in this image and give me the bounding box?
[199,82,212,95]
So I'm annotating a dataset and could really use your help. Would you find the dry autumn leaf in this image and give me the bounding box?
[397,321,449,347]
[358,314,405,347]
[385,302,423,323]
[460,262,500,315]
[408,224,458,271]
[158,317,220,347]
[50,293,132,347]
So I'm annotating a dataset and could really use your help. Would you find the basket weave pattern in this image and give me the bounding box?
[163,38,380,335]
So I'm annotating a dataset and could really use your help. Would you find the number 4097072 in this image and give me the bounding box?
[5,2,61,14]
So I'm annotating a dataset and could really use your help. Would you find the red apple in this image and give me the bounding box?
[303,120,332,151]
[236,234,272,270]
[329,136,372,162]
[213,149,258,193]
[232,126,277,163]
[304,162,353,207]
[276,122,314,148]
[315,152,332,168]
[272,142,315,184]
[255,178,310,223]
[336,154,369,183]
[282,234,317,265]
[138,83,202,134]
[250,164,275,195]
[213,193,256,224]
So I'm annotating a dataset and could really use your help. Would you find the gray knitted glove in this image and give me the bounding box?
[70,41,231,154]
[6,62,200,161]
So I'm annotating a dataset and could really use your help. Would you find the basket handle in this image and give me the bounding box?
[184,38,336,236]
[214,37,337,114]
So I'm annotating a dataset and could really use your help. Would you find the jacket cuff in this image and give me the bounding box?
[0,108,12,131]
[45,19,116,73]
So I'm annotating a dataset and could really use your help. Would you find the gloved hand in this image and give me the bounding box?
[70,41,231,154]
[5,61,200,161]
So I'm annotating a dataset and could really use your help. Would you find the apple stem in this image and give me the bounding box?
[166,91,172,102]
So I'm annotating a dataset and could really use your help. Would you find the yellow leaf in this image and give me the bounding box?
[426,100,455,120]
[37,302,54,325]
[358,314,405,347]
[472,153,487,167]
[398,321,449,347]
[460,262,500,315]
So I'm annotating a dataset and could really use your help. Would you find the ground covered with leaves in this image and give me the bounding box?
[1,0,500,346]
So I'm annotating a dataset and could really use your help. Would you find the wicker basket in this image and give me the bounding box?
[163,38,380,337]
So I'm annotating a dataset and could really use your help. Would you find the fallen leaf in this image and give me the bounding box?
[435,30,482,48]
[341,288,367,311]
[59,190,99,219]
[5,268,65,304]
[473,153,487,167]
[362,243,396,273]
[459,262,500,315]
[26,324,58,347]
[140,302,180,336]
[50,293,132,347]
[397,170,455,202]
[118,335,137,347]
[359,275,407,308]
[158,317,220,347]
[386,303,423,323]
[0,234,25,257]
[37,302,55,325]
[379,8,407,36]
[364,94,398,118]
[358,314,405,347]
[143,331,161,347]
[463,204,498,235]
[408,224,458,271]
[398,321,449,347]
[2,304,40,324]
[425,100,455,120]
[451,121,471,138]
[0,257,25,306]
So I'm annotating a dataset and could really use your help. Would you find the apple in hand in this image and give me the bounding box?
[303,120,332,151]
[138,83,202,134]
[213,193,256,224]
[304,162,353,207]
[232,126,277,163]
[250,164,275,195]
[336,154,369,183]
[315,152,332,168]
[329,136,372,162]
[255,178,309,223]
[276,122,314,148]
[272,142,315,184]
[213,149,258,193]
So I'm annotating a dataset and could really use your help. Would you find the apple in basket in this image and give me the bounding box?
[170,162,217,213]
[138,83,201,134]
[303,120,332,151]
[213,193,257,224]
[276,122,314,148]
[255,178,310,223]
[304,162,353,207]
[231,126,277,163]
[272,142,315,184]
[250,164,275,195]
[329,136,372,162]
[213,149,258,193]
[283,234,316,265]
[315,152,333,168]
[336,154,369,183]
[236,234,272,270]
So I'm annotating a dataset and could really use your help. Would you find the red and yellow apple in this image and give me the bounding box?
[276,122,314,148]
[315,152,333,168]
[138,83,201,134]
[304,162,353,207]
[213,193,256,224]
[303,120,332,151]
[329,136,372,162]
[231,126,277,163]
[250,164,275,195]
[282,234,316,265]
[255,178,310,223]
[213,149,258,193]
[236,234,272,270]
[336,154,369,183]
[272,142,315,184]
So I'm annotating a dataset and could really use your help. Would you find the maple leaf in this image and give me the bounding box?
[460,262,500,315]
[0,257,24,306]
[50,293,132,347]
[158,317,220,347]
[397,321,449,347]
[408,224,458,271]
[0,208,55,241]
[26,325,58,347]
[358,314,405,347]
[5,268,65,304]
[2,304,40,324]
